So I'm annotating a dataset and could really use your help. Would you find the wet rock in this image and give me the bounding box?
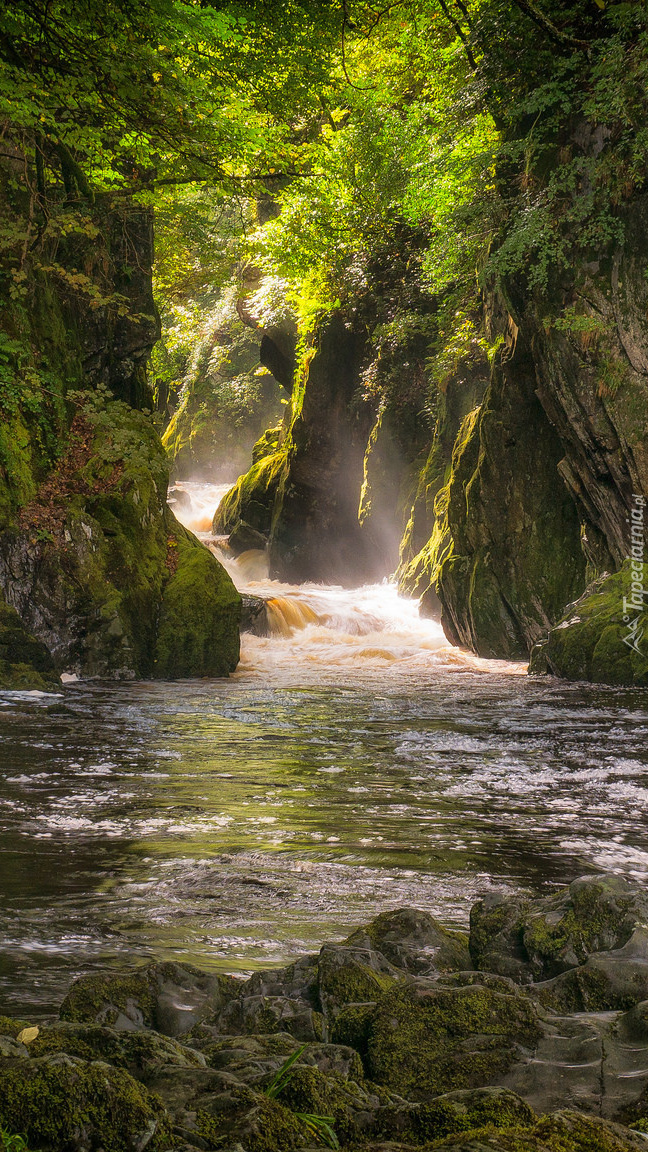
[317,943,402,1021]
[530,566,648,687]
[344,907,471,977]
[240,593,268,636]
[470,875,648,983]
[428,1109,648,1151]
[228,522,269,556]
[535,925,648,1013]
[59,961,238,1037]
[360,977,542,1101]
[204,954,324,1041]
[0,1052,170,1152]
[27,1021,206,1077]
[214,993,324,1042]
[498,1006,648,1119]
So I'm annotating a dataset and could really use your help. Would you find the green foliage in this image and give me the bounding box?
[0,1130,30,1152]
[264,1045,309,1100]
[294,1112,339,1149]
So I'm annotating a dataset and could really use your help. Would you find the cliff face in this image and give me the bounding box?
[0,175,240,684]
[217,313,380,583]
[216,234,436,586]
[401,188,648,678]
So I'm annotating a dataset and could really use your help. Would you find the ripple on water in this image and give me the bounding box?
[1,507,648,1014]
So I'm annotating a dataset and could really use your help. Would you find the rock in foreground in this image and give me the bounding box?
[3,879,648,1150]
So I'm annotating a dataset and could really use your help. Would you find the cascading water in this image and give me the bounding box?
[1,479,647,1018]
[171,481,524,680]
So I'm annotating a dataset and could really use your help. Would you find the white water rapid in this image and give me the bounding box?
[168,479,526,682]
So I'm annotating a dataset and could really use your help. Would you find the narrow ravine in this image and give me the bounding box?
[1,485,646,1020]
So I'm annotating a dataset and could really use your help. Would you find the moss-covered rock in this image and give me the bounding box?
[0,1017,30,1039]
[27,1021,205,1076]
[155,520,240,678]
[530,566,648,686]
[362,979,542,1101]
[470,875,648,984]
[317,944,401,1021]
[0,593,59,690]
[192,1083,305,1152]
[427,1109,647,1151]
[426,347,586,658]
[0,1053,171,1152]
[0,397,240,680]
[214,443,288,545]
[366,1086,535,1146]
[60,961,238,1037]
[344,908,471,977]
[535,926,648,1013]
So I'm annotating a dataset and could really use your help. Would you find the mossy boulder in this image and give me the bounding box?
[0,398,241,680]
[171,1080,305,1152]
[344,908,471,977]
[59,961,238,1037]
[536,926,648,1013]
[155,521,240,678]
[470,875,648,984]
[367,1087,535,1146]
[360,979,542,1101]
[215,446,287,545]
[27,1021,205,1076]
[0,1053,171,1152]
[427,1109,647,1151]
[0,1017,30,1039]
[530,567,648,686]
[270,1061,393,1146]
[317,944,401,1021]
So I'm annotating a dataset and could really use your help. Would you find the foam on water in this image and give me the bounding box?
[0,481,647,1016]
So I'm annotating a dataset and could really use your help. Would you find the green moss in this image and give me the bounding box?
[372,1087,536,1145]
[0,1020,29,1040]
[155,519,240,678]
[364,981,541,1101]
[215,448,288,537]
[252,424,283,463]
[522,879,635,977]
[530,565,648,686]
[428,1110,645,1151]
[0,1055,171,1152]
[28,1023,203,1073]
[0,595,57,690]
[330,1004,375,1055]
[59,969,157,1028]
[319,955,397,1016]
[196,1088,303,1152]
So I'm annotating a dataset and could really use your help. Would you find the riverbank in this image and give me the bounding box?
[2,874,648,1151]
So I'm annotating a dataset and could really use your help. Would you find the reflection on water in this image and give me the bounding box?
[2,671,648,1019]
[1,481,647,1018]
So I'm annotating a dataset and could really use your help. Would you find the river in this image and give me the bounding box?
[1,480,647,1018]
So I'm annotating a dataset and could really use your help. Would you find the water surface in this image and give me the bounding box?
[1,485,647,1017]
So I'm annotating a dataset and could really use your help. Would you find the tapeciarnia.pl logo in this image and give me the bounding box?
[622,493,646,656]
